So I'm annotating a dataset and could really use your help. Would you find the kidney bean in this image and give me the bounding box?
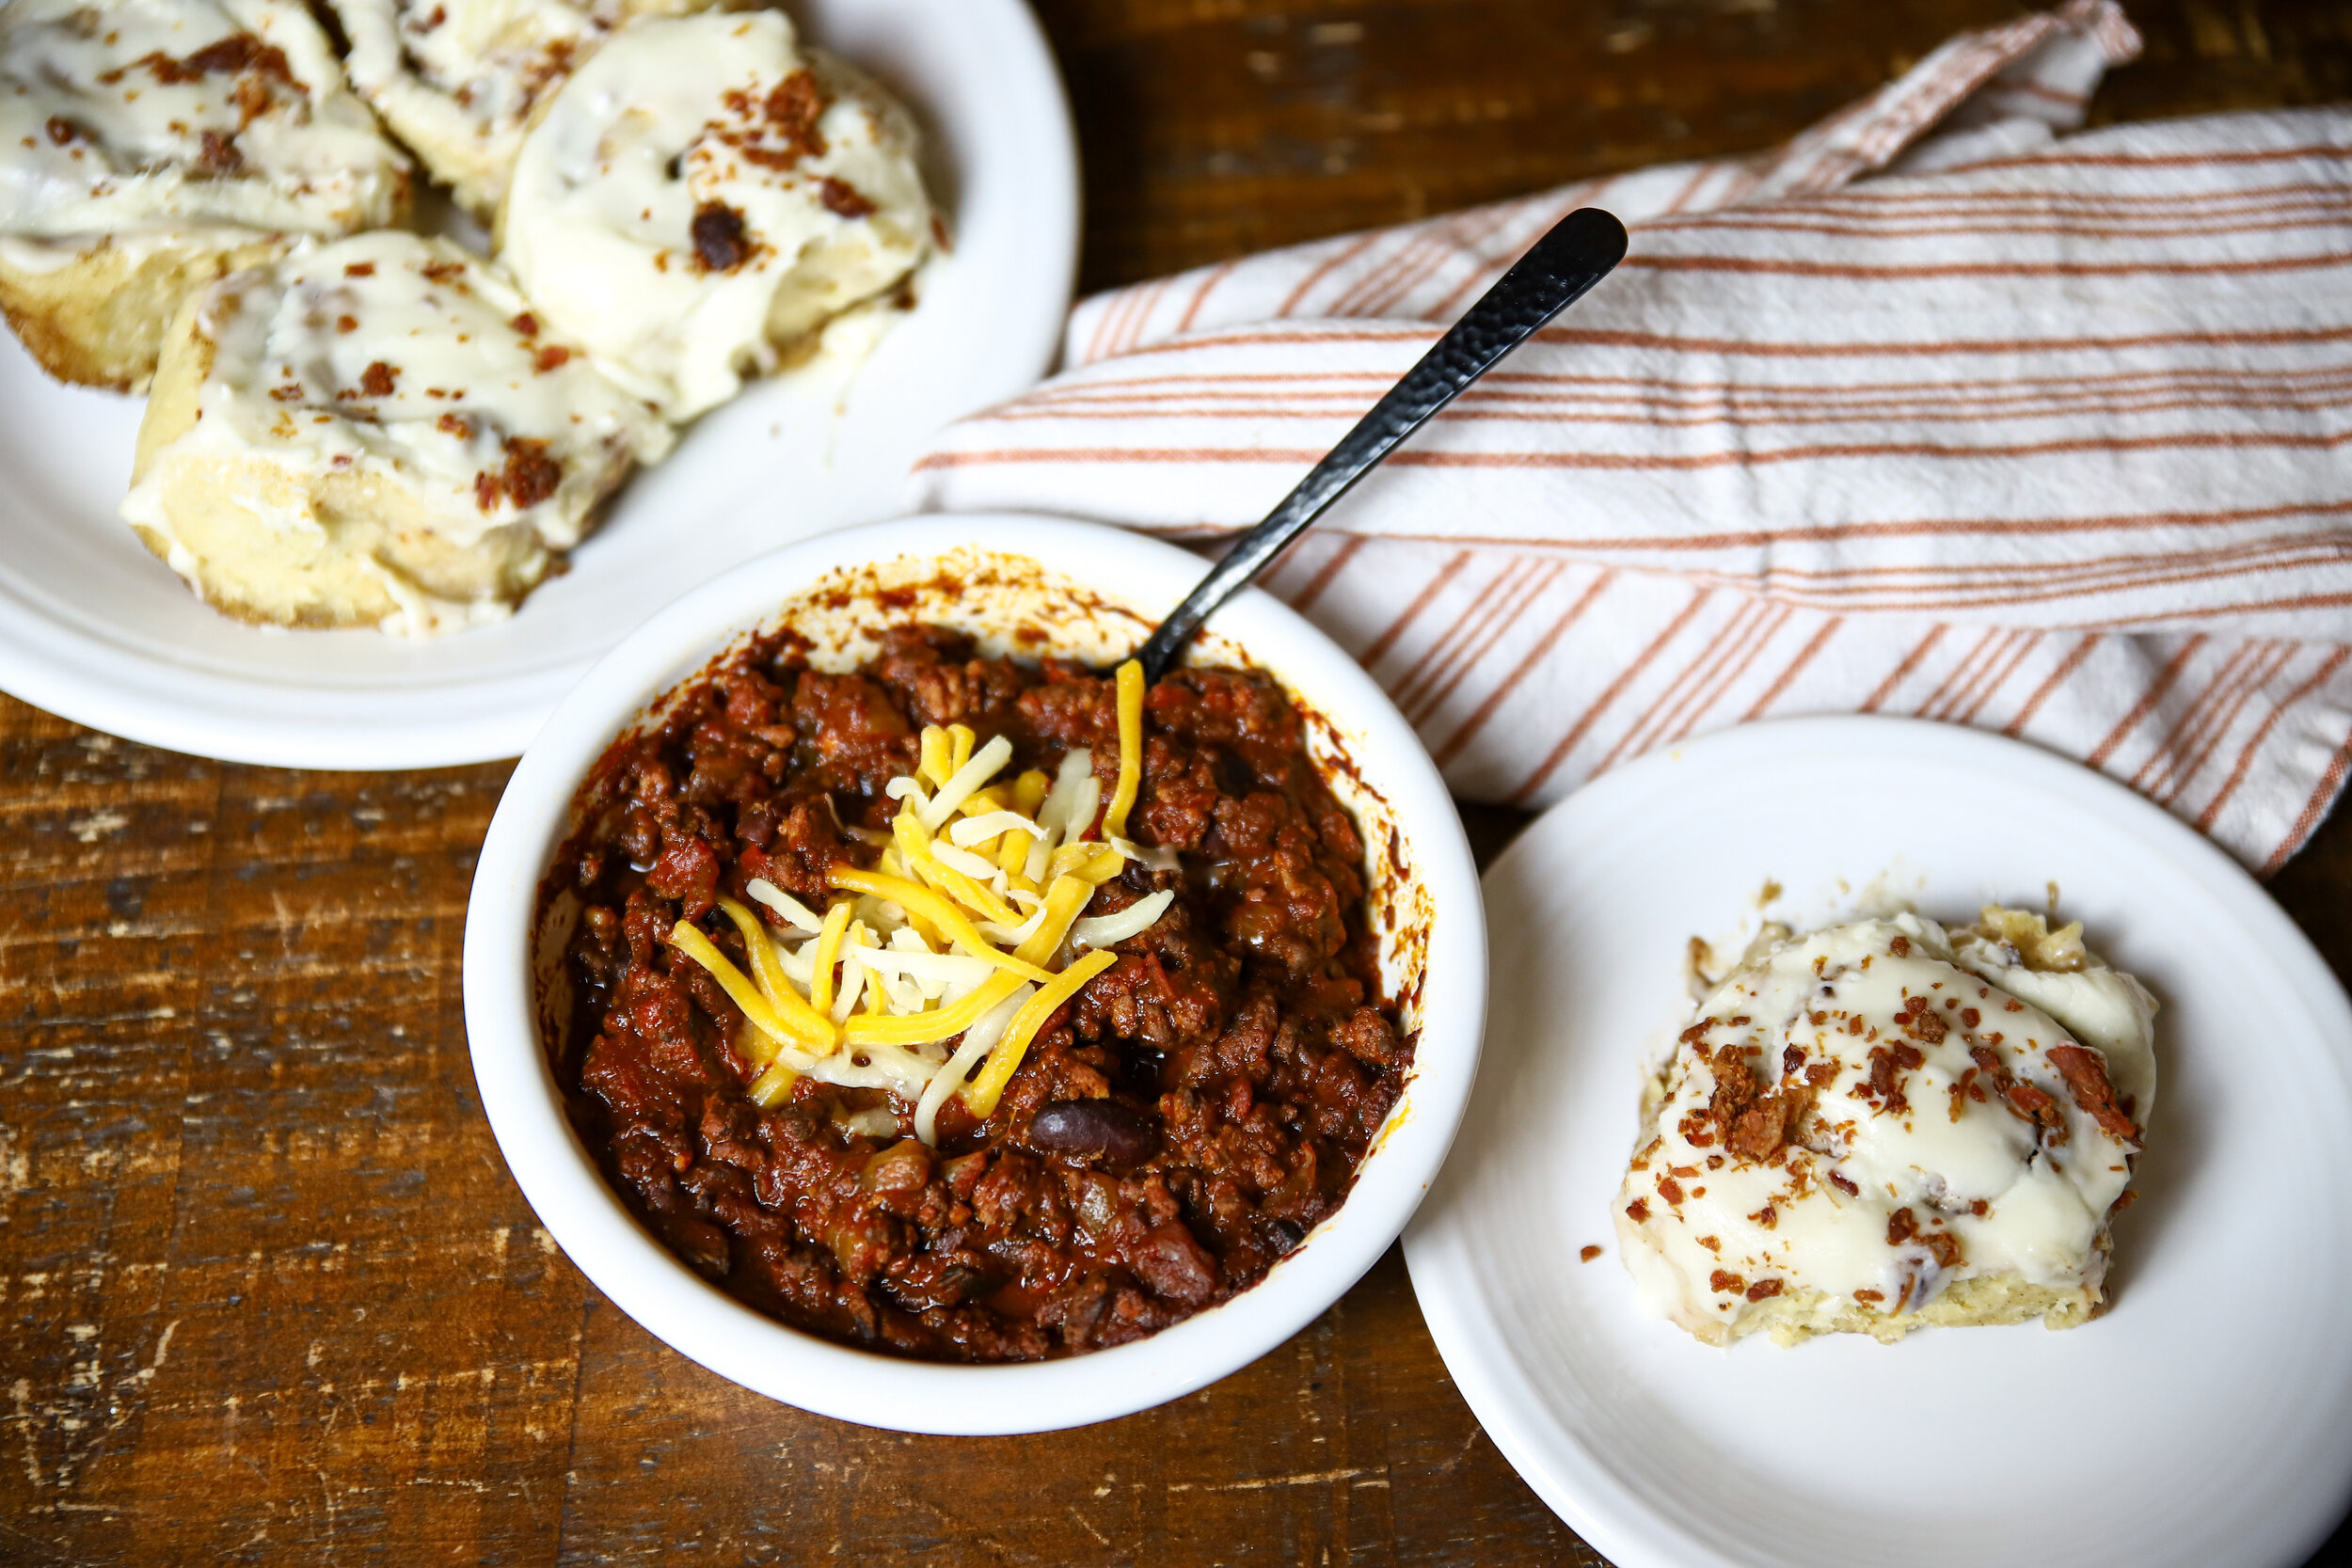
[1026,1100,1157,1170]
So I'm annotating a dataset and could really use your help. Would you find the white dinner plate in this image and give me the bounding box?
[0,0,1076,768]
[1404,716,2352,1568]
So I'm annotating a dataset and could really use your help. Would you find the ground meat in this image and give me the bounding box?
[542,625,1415,1361]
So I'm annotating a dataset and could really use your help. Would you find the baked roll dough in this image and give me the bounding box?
[1614,909,2156,1346]
[120,230,673,635]
[499,8,932,421]
[327,0,720,219]
[0,0,412,389]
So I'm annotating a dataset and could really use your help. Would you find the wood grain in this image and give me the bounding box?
[5,3,2349,1561]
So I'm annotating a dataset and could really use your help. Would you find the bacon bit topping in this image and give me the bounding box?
[344,261,375,277]
[764,71,829,159]
[119,35,294,90]
[185,34,290,84]
[336,315,358,334]
[2047,1042,2140,1141]
[1897,993,1947,1044]
[1888,934,1910,957]
[437,413,472,439]
[1656,1177,1685,1206]
[1749,1203,1777,1229]
[1924,1229,1963,1269]
[197,128,242,174]
[1669,1164,1699,1179]
[1782,1045,1806,1077]
[1696,1044,1815,1164]
[474,437,562,512]
[1696,1235,1721,1253]
[1961,1007,1981,1028]
[1744,1277,1783,1302]
[818,176,875,218]
[267,384,301,402]
[1886,1206,1919,1246]
[358,360,397,398]
[1970,1198,1990,1216]
[421,260,465,284]
[1580,1244,1602,1262]
[44,116,75,145]
[1808,1010,1827,1026]
[1709,1270,1745,1294]
[1625,1198,1649,1223]
[2005,999,2023,1012]
[691,201,752,272]
[230,71,271,127]
[533,344,572,373]
[2005,1081,2068,1145]
[1828,1170,1859,1197]
[1948,1066,1984,1121]
[1854,1288,1884,1304]
[2111,1188,2137,1213]
[510,311,539,337]
[1678,1022,1710,1047]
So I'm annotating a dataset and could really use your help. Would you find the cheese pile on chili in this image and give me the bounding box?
[663,659,1169,1144]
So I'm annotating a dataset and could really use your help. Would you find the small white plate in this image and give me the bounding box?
[0,0,1076,768]
[1404,716,2352,1568]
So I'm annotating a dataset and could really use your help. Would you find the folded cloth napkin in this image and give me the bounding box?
[913,0,2352,872]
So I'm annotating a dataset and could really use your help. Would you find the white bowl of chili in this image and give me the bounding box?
[463,513,1486,1433]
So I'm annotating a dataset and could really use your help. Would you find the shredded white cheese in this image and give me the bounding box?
[920,735,1015,830]
[745,879,823,933]
[1073,891,1174,951]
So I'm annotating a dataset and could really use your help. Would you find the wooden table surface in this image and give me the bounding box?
[6,2,2350,1562]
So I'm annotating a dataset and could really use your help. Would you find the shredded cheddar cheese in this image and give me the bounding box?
[663,707,1176,1143]
[964,949,1120,1116]
[749,1059,798,1108]
[892,809,1027,927]
[1106,659,1144,840]
[666,922,821,1055]
[846,971,1027,1048]
[807,898,853,1020]
[828,868,1054,981]
[918,726,953,789]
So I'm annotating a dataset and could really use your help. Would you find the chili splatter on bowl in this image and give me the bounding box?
[542,624,1416,1361]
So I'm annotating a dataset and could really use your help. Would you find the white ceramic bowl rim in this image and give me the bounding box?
[462,514,1487,1434]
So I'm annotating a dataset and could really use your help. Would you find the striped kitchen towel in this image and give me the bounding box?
[911,0,2352,872]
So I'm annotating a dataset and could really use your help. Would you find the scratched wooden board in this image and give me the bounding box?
[4,2,2349,1562]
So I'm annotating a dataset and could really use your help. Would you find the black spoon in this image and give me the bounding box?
[1129,206,1630,684]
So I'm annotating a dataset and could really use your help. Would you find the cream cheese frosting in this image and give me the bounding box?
[0,0,408,245]
[330,0,715,216]
[1615,911,2156,1344]
[121,229,673,633]
[498,8,932,420]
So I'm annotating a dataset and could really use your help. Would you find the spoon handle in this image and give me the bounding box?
[1132,206,1629,683]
